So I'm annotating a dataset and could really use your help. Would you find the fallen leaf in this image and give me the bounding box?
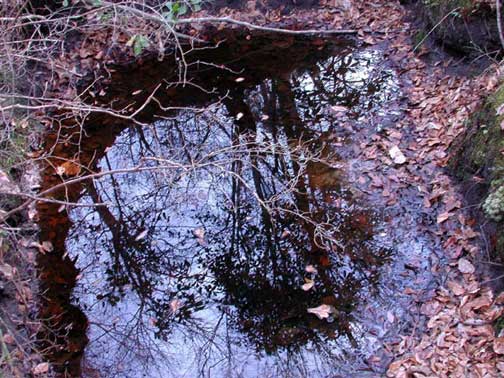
[301,279,314,291]
[0,264,14,279]
[436,211,453,224]
[2,333,14,344]
[307,304,335,319]
[135,229,148,241]
[388,145,407,165]
[494,337,504,354]
[170,299,182,314]
[447,280,465,296]
[193,227,205,239]
[330,105,348,113]
[305,265,318,274]
[32,362,49,375]
[458,258,475,274]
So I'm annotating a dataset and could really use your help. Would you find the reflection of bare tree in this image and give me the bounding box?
[37,36,397,377]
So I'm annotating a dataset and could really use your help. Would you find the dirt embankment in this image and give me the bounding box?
[408,0,503,266]
[408,0,500,57]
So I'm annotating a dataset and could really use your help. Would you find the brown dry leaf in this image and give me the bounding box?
[0,263,15,279]
[436,211,453,224]
[494,337,504,354]
[420,300,442,316]
[446,280,465,296]
[59,161,81,176]
[2,333,14,344]
[458,258,475,274]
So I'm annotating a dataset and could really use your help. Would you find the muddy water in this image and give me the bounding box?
[37,33,441,378]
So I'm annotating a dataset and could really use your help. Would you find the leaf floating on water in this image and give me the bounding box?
[170,299,182,314]
[388,145,407,165]
[193,227,205,239]
[305,265,318,274]
[301,279,314,291]
[307,304,335,320]
[193,227,206,246]
[280,230,290,239]
[135,229,148,241]
[330,105,348,113]
[458,258,475,274]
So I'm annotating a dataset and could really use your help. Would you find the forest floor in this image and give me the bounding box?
[1,0,504,377]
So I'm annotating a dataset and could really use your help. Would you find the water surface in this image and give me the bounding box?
[37,33,440,378]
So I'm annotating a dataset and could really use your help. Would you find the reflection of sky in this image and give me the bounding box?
[64,47,426,378]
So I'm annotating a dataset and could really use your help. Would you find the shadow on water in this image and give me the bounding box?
[36,31,425,377]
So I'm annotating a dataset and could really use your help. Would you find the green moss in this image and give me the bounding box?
[451,83,504,262]
[454,84,504,182]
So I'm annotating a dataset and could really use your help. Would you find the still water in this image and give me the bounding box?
[37,33,439,378]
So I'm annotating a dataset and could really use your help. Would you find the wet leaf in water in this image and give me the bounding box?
[305,265,318,274]
[170,299,182,314]
[330,105,348,113]
[135,230,148,241]
[307,304,336,320]
[193,227,206,246]
[301,279,314,291]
